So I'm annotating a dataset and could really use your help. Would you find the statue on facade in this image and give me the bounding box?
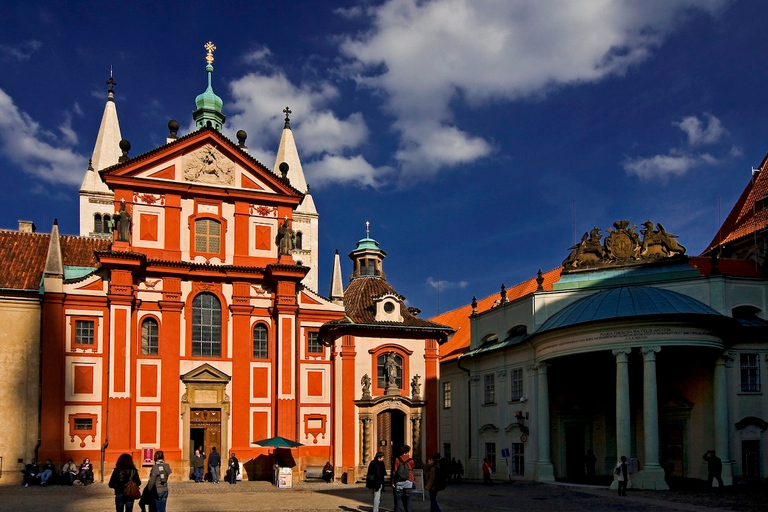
[277,217,294,255]
[411,374,421,399]
[640,221,687,258]
[384,351,398,388]
[114,199,132,242]
[361,373,372,399]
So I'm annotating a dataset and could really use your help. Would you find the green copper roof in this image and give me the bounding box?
[352,237,381,252]
[193,60,226,130]
[536,285,723,334]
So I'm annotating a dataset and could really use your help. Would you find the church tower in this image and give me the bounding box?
[273,107,319,291]
[78,75,122,237]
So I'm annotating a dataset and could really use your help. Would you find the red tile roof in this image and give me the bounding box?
[0,230,110,290]
[431,267,562,362]
[705,152,768,252]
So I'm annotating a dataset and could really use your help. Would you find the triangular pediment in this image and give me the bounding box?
[100,128,302,200]
[181,363,231,384]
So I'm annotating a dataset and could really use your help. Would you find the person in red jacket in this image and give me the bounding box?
[482,458,493,484]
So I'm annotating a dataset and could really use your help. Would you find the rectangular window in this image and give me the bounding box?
[74,418,93,431]
[740,353,761,392]
[195,218,221,253]
[443,443,451,463]
[485,443,496,470]
[307,331,323,354]
[75,320,95,345]
[484,374,495,404]
[511,443,525,476]
[742,440,760,479]
[443,381,452,408]
[510,368,523,401]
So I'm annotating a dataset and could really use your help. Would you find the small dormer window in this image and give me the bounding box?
[375,294,403,322]
[384,301,395,313]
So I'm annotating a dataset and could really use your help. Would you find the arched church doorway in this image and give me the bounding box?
[377,409,406,470]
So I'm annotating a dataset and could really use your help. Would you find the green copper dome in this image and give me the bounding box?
[353,237,382,252]
[193,44,226,131]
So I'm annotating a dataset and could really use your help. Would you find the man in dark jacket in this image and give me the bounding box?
[192,449,205,482]
[704,450,724,488]
[367,451,387,512]
[208,447,221,484]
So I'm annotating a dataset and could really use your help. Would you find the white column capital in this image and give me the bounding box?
[612,348,632,361]
[641,346,661,361]
[716,351,734,366]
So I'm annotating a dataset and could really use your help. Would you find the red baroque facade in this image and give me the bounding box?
[38,127,345,480]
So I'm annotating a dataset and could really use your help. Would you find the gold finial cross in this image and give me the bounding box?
[205,41,216,65]
[366,221,370,237]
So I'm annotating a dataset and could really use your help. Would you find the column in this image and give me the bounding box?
[636,346,668,490]
[714,353,733,485]
[535,362,554,481]
[613,349,632,463]
[361,416,372,465]
[411,414,422,464]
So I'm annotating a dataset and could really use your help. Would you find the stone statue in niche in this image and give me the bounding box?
[277,217,295,255]
[183,145,234,185]
[384,351,398,393]
[114,199,132,242]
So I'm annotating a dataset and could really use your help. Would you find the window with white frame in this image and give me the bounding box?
[443,381,452,408]
[511,443,524,476]
[307,331,323,354]
[484,374,495,404]
[740,353,761,392]
[253,324,268,359]
[141,318,159,355]
[191,292,221,357]
[75,320,95,345]
[485,443,496,470]
[510,368,523,401]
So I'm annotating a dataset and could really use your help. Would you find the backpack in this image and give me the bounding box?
[433,460,446,491]
[395,457,412,482]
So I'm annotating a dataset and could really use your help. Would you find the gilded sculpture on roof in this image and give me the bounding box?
[563,220,686,271]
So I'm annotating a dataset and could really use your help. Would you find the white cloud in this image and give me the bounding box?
[0,40,43,61]
[427,277,469,291]
[0,88,87,186]
[339,0,729,174]
[623,151,720,181]
[242,45,272,65]
[304,154,393,188]
[675,113,726,146]
[58,112,78,145]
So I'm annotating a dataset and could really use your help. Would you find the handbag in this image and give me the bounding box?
[124,470,141,500]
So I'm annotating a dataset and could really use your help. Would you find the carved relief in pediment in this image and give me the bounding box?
[183,145,234,185]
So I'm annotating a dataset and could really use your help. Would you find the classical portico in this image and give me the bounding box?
[529,286,737,489]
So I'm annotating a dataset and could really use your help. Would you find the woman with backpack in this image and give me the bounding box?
[366,451,387,512]
[108,453,142,512]
[392,445,415,512]
[424,454,444,512]
[147,450,172,512]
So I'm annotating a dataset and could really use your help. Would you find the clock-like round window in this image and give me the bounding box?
[384,301,395,313]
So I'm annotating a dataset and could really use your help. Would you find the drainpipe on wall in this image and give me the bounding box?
[457,354,472,460]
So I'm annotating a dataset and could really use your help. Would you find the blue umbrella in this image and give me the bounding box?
[253,436,303,448]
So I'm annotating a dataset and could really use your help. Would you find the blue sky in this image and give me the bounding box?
[0,1,765,317]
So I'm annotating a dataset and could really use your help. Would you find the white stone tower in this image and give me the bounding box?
[273,107,319,292]
[79,74,122,237]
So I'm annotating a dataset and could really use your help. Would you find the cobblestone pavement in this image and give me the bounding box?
[0,480,764,512]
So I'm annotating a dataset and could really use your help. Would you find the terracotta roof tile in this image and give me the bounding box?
[0,230,110,290]
[705,153,768,252]
[431,267,562,362]
[688,255,763,278]
[340,277,452,330]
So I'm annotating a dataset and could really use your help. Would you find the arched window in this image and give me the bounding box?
[141,318,159,355]
[253,324,268,358]
[94,214,103,233]
[194,219,222,254]
[377,353,403,389]
[295,231,303,250]
[192,293,221,357]
[103,214,112,234]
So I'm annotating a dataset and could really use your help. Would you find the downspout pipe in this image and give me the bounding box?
[456,354,472,460]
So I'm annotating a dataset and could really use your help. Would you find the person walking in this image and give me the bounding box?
[482,458,493,484]
[109,453,142,512]
[208,447,221,484]
[393,445,415,512]
[703,450,724,488]
[424,454,444,512]
[228,452,239,484]
[192,449,205,482]
[615,456,628,496]
[366,451,387,512]
[147,450,172,512]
